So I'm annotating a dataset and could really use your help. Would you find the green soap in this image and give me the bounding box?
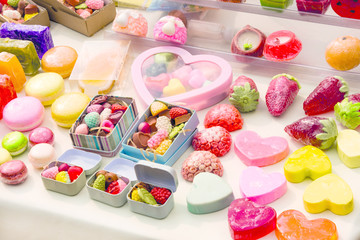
[138,187,157,205]
[75,3,87,9]
[154,52,176,64]
[1,131,28,156]
[0,38,40,75]
[93,174,106,191]
[260,0,293,9]
[7,0,20,7]
[169,123,185,140]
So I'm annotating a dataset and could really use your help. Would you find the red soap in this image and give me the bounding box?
[0,160,28,185]
[263,30,302,62]
[0,74,17,120]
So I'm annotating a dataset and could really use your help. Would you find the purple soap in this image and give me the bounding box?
[296,0,331,14]
[0,22,54,59]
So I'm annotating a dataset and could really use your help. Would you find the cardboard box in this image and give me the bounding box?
[0,0,50,27]
[33,0,116,36]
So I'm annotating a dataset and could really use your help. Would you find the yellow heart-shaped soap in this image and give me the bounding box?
[303,173,353,215]
[163,78,186,97]
[337,129,360,168]
[284,146,331,183]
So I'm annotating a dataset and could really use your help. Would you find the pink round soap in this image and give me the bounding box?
[29,127,55,146]
[3,96,45,132]
[0,160,28,185]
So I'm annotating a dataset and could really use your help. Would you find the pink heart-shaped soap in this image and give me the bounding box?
[144,73,170,94]
[240,166,287,205]
[235,130,289,167]
[188,69,207,89]
[228,198,277,240]
[132,46,233,110]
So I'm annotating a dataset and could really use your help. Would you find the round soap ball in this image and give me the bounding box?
[0,148,12,165]
[28,127,55,147]
[3,96,45,132]
[0,160,28,185]
[41,46,78,78]
[28,143,56,168]
[51,92,90,128]
[25,73,64,106]
[2,131,28,157]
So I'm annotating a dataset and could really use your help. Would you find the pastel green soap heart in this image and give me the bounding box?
[187,172,234,214]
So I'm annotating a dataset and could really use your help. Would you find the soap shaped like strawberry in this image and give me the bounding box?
[303,76,348,116]
[331,0,360,19]
[334,93,360,129]
[284,116,338,150]
[266,73,300,116]
[229,76,260,113]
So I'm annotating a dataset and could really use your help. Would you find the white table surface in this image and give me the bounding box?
[1,6,360,240]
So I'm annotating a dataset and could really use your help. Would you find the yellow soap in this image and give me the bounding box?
[303,173,353,215]
[163,78,186,97]
[51,92,90,128]
[337,129,360,168]
[284,145,331,183]
[0,148,12,165]
[25,72,65,106]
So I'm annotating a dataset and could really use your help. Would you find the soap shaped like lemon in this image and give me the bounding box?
[41,46,78,78]
[51,92,90,128]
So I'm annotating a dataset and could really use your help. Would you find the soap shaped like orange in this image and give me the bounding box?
[41,46,78,78]
[0,52,26,92]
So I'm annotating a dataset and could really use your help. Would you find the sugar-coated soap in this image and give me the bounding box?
[0,52,26,92]
[0,74,17,120]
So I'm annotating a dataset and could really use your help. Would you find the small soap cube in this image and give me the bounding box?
[0,74,17,120]
[0,52,26,92]
[0,23,54,59]
[0,38,40,75]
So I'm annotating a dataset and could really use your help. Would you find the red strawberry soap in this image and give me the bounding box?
[204,104,243,132]
[331,0,360,19]
[229,76,259,113]
[334,93,360,129]
[303,76,348,116]
[285,116,338,150]
[266,73,300,117]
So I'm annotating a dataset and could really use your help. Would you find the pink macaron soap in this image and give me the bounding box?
[0,160,28,184]
[3,96,45,132]
[28,127,54,146]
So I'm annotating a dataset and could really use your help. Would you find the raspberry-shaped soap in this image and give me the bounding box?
[150,187,171,205]
[169,107,188,119]
[192,126,232,157]
[181,151,224,182]
[93,174,106,191]
[204,104,243,132]
[150,101,168,116]
[55,171,70,183]
[85,0,103,9]
[106,181,120,194]
[41,166,59,180]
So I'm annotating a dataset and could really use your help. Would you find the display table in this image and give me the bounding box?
[1,7,360,240]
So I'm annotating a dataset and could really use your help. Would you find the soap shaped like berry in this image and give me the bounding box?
[204,104,243,132]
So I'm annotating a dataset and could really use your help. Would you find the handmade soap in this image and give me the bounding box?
[112,10,148,37]
[186,172,234,214]
[228,198,277,240]
[0,52,26,92]
[296,0,331,14]
[260,0,292,8]
[234,130,289,167]
[337,129,360,168]
[240,166,287,205]
[284,145,332,183]
[153,16,187,45]
[0,23,54,59]
[0,38,40,75]
[303,173,353,215]
[276,210,338,240]
[0,74,17,120]
[41,46,78,78]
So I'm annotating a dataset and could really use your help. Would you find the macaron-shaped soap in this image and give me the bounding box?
[0,160,28,185]
[187,172,234,214]
[2,131,28,156]
[28,127,54,146]
[41,46,78,78]
[337,129,360,168]
[0,148,12,165]
[3,96,45,132]
[51,92,90,128]
[303,173,353,215]
[25,72,65,106]
[28,143,56,168]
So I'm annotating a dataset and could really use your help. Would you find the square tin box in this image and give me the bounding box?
[127,161,178,219]
[41,149,102,196]
[69,95,138,157]
[119,100,199,166]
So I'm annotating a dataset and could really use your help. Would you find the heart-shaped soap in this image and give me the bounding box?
[337,129,360,168]
[276,209,338,240]
[234,130,289,166]
[132,46,232,111]
[163,78,186,97]
[186,172,234,214]
[228,198,277,240]
[188,69,207,89]
[303,173,353,215]
[284,145,331,183]
[240,166,287,205]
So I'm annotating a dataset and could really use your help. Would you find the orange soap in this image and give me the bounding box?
[0,52,26,92]
[41,46,78,78]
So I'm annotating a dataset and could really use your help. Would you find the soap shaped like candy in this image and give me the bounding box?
[276,209,338,240]
[0,52,26,92]
[163,78,186,97]
[0,23,54,59]
[147,129,168,149]
[0,74,17,120]
[240,166,287,205]
[187,172,234,214]
[303,173,353,215]
[0,38,40,75]
[155,116,172,133]
[228,198,277,240]
[155,139,172,155]
[337,129,360,168]
[234,130,289,167]
[284,145,331,183]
